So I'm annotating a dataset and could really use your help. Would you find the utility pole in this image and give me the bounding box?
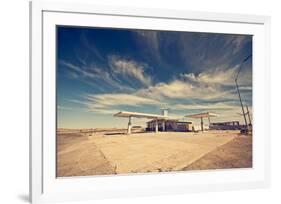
[246,105,252,126]
[246,105,252,133]
[235,54,252,133]
[235,79,248,130]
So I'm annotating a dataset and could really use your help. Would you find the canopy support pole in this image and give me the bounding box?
[127,116,132,135]
[155,119,158,133]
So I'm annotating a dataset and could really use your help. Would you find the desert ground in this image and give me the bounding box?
[56,129,252,177]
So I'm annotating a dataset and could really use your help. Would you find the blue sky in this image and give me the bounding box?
[57,26,252,128]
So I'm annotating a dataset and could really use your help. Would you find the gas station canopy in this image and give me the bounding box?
[185,112,219,131]
[114,111,168,134]
[185,112,219,118]
[114,111,168,119]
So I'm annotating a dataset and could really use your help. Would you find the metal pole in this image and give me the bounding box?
[246,105,252,133]
[246,105,252,126]
[162,121,165,132]
[235,79,248,129]
[208,116,211,130]
[155,119,158,133]
[200,117,204,132]
[127,116,132,135]
[235,54,252,132]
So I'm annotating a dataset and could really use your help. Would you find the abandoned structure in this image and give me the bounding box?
[185,112,218,131]
[114,110,226,134]
[146,119,193,132]
[209,121,241,130]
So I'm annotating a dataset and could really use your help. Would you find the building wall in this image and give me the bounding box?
[146,120,192,132]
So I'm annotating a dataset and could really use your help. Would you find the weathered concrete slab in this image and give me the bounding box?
[92,131,238,174]
[57,135,116,177]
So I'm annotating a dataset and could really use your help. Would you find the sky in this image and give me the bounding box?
[57,26,252,129]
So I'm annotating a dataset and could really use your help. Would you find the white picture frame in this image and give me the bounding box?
[30,1,271,203]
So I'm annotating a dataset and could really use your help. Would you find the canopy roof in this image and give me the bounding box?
[114,111,168,119]
[185,112,219,118]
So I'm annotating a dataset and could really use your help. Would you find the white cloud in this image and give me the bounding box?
[66,63,251,118]
[224,35,251,54]
[80,32,105,62]
[109,56,152,87]
[183,64,252,87]
[60,60,96,78]
[87,93,159,107]
[137,78,232,101]
[137,67,251,101]
[173,102,239,111]
[182,66,239,86]
[60,56,154,90]
[134,31,160,56]
[72,93,160,114]
[59,60,134,91]
[76,69,243,115]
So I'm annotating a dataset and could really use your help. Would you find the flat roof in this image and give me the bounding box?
[114,111,168,119]
[212,121,239,124]
[185,112,219,118]
[147,119,179,123]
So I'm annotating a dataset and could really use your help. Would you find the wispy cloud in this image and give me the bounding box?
[59,60,134,91]
[71,66,250,115]
[60,60,96,78]
[173,102,239,111]
[137,78,234,101]
[134,31,160,60]
[60,53,155,91]
[87,93,159,106]
[80,31,105,62]
[179,33,251,74]
[109,55,153,87]
[70,93,160,114]
[181,66,239,86]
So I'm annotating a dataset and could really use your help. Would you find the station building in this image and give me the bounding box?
[146,119,193,132]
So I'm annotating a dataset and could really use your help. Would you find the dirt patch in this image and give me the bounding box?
[57,134,116,177]
[182,135,252,170]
